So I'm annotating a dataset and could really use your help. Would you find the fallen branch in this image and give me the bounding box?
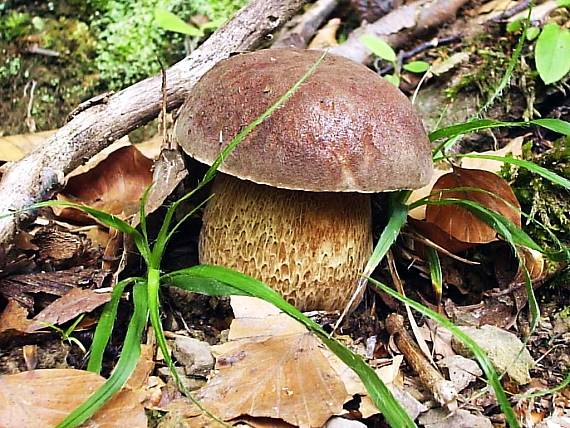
[273,0,338,48]
[0,0,307,247]
[386,313,458,409]
[330,0,470,64]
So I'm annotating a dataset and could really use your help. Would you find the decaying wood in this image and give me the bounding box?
[0,0,308,247]
[331,0,470,64]
[273,0,339,48]
[386,313,458,409]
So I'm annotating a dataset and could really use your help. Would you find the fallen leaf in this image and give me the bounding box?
[56,145,154,224]
[419,408,492,428]
[418,320,455,359]
[451,325,534,385]
[0,301,32,336]
[460,137,524,173]
[426,167,521,244]
[408,218,475,254]
[438,355,482,392]
[176,296,401,426]
[477,0,517,15]
[408,166,451,221]
[28,287,111,332]
[0,369,147,427]
[431,52,470,76]
[201,315,351,427]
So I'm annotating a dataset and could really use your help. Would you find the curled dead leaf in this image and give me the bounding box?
[426,167,521,245]
[55,145,154,224]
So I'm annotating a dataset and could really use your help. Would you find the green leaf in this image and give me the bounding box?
[57,283,148,428]
[557,0,570,6]
[384,74,400,86]
[163,265,416,428]
[535,23,570,84]
[360,34,397,62]
[403,61,430,73]
[154,9,201,36]
[507,19,523,33]
[526,26,540,41]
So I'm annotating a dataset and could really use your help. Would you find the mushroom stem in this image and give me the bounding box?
[199,174,373,311]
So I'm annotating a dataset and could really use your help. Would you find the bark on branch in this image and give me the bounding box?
[0,0,307,247]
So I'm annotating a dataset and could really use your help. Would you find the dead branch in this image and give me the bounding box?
[273,0,338,48]
[330,0,470,64]
[386,313,458,409]
[0,0,307,247]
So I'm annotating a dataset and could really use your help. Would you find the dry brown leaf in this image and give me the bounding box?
[28,287,111,332]
[408,166,451,220]
[0,300,32,335]
[0,130,57,162]
[426,167,521,244]
[55,145,154,224]
[0,369,146,427]
[515,246,545,283]
[478,0,517,15]
[460,137,524,173]
[200,318,350,427]
[168,298,403,427]
[408,218,475,256]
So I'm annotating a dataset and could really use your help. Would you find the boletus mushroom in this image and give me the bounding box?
[175,48,432,311]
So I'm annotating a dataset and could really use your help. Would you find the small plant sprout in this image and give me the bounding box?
[40,315,88,354]
[359,34,430,86]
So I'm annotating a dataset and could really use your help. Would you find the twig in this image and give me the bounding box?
[273,0,339,48]
[330,0,470,64]
[491,0,531,21]
[385,313,458,409]
[0,0,308,247]
[386,251,435,365]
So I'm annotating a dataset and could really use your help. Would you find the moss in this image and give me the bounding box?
[92,0,246,90]
[0,0,246,134]
[444,30,538,120]
[504,138,570,251]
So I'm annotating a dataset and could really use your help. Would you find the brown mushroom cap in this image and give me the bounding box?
[175,48,433,192]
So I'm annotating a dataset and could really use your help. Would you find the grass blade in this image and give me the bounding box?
[429,118,570,145]
[457,153,570,190]
[426,247,443,305]
[87,277,141,374]
[368,277,520,428]
[57,282,148,428]
[362,192,410,278]
[163,265,416,428]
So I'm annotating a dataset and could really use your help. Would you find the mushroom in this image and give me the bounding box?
[175,48,432,311]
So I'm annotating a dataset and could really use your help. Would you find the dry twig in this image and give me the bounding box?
[386,313,458,409]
